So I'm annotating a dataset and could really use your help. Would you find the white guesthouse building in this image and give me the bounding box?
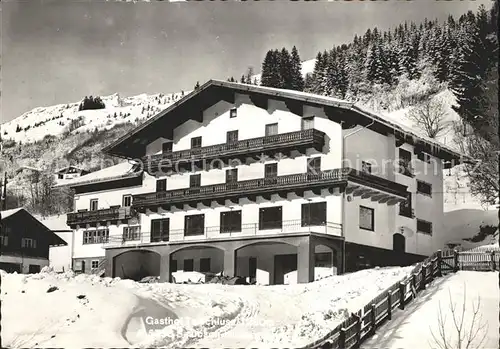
[56,80,462,285]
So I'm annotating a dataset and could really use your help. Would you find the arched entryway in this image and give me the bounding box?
[236,241,298,285]
[113,249,161,281]
[169,245,225,282]
[393,233,406,253]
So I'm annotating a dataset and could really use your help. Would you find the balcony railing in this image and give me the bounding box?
[104,219,342,246]
[67,206,135,226]
[133,169,350,209]
[144,128,325,171]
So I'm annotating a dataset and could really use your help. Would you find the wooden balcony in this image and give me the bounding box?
[67,206,136,228]
[133,169,350,212]
[133,168,408,212]
[143,128,325,174]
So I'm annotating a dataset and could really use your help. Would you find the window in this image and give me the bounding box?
[122,195,132,207]
[21,238,37,248]
[417,180,432,197]
[301,202,327,226]
[0,236,8,246]
[264,163,278,178]
[151,219,169,242]
[58,174,64,179]
[249,257,257,278]
[361,161,372,174]
[417,219,433,235]
[307,157,321,175]
[91,260,99,269]
[259,206,282,230]
[191,136,202,149]
[200,258,211,272]
[162,142,173,153]
[226,169,238,184]
[82,228,109,244]
[90,199,98,211]
[399,191,413,218]
[417,152,431,164]
[265,123,278,136]
[185,214,205,236]
[156,179,167,192]
[230,108,237,118]
[190,174,201,188]
[398,148,413,177]
[28,264,41,274]
[184,259,194,272]
[301,116,314,130]
[220,210,242,233]
[359,206,374,231]
[123,226,141,241]
[226,130,239,143]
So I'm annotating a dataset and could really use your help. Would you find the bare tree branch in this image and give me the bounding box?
[407,98,450,139]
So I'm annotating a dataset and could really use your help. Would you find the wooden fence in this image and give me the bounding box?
[302,249,498,349]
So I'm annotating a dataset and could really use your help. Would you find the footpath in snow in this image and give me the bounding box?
[362,271,499,349]
[1,266,413,348]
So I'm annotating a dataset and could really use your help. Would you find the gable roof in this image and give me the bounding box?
[1,208,68,246]
[102,79,464,164]
[52,161,142,189]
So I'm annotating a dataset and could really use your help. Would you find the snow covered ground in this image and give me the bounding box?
[362,271,499,349]
[1,266,413,348]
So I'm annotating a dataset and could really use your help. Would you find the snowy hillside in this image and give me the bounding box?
[1,91,188,144]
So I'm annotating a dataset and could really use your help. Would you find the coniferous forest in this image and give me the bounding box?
[258,2,498,205]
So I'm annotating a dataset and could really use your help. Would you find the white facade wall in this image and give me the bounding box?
[72,184,144,259]
[141,94,343,239]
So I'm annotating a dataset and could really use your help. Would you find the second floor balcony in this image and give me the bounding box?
[67,206,136,228]
[133,168,408,213]
[143,128,326,174]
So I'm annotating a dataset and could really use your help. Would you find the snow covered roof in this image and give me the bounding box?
[0,207,24,220]
[103,79,464,164]
[37,214,72,232]
[52,162,142,188]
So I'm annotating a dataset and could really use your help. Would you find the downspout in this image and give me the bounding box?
[341,118,375,274]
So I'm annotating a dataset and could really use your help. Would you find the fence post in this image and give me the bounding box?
[411,274,417,298]
[490,252,496,271]
[339,327,346,348]
[437,250,442,277]
[453,250,459,272]
[420,266,426,290]
[369,303,376,335]
[399,282,405,310]
[387,292,392,321]
[354,313,361,348]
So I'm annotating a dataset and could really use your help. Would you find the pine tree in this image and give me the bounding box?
[290,46,304,91]
[245,67,254,84]
[240,75,246,83]
[279,47,293,89]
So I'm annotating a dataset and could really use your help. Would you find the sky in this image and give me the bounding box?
[0,0,493,124]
